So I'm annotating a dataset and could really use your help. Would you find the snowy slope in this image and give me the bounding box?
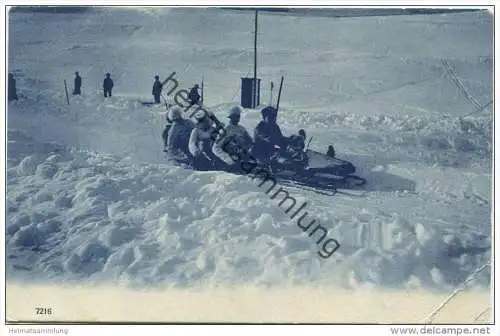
[6,8,492,291]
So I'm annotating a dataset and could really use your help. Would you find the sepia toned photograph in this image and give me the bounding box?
[4,5,494,325]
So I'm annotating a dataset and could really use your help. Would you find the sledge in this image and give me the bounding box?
[164,140,366,196]
[250,131,366,190]
[163,110,366,194]
[254,146,367,193]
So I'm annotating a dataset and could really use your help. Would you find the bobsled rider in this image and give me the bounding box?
[212,106,253,165]
[164,106,194,158]
[188,112,225,170]
[253,106,290,165]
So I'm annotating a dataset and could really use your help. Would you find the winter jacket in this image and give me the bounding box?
[103,78,114,89]
[188,87,200,104]
[213,123,253,164]
[254,121,286,149]
[188,127,216,158]
[167,119,195,155]
[75,76,82,89]
[152,80,163,95]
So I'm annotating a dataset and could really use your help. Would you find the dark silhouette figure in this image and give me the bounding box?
[103,73,114,97]
[152,75,163,104]
[8,73,18,101]
[253,106,288,167]
[326,145,336,158]
[73,71,82,95]
[295,129,307,151]
[188,84,201,106]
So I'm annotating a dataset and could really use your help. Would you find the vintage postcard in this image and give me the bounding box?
[3,4,494,327]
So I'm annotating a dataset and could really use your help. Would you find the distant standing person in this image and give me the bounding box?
[326,145,336,158]
[152,75,163,104]
[103,73,114,98]
[8,73,18,101]
[188,84,200,106]
[73,71,82,95]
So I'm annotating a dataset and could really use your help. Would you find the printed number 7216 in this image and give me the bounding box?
[35,307,52,315]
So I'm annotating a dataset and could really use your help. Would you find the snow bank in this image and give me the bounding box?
[277,107,492,169]
[6,130,490,291]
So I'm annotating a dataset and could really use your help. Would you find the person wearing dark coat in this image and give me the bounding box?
[326,145,336,158]
[188,84,201,106]
[8,73,18,101]
[103,73,114,97]
[253,106,289,166]
[73,71,82,95]
[152,75,163,104]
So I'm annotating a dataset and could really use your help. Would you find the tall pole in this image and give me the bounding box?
[64,80,70,106]
[253,9,258,107]
[276,75,284,113]
[270,81,274,105]
[201,76,204,105]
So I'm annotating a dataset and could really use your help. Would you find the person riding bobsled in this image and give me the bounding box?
[253,106,306,169]
[212,106,253,166]
[188,112,226,170]
[164,106,195,160]
[284,129,309,167]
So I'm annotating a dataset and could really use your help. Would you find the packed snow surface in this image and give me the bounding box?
[7,8,492,291]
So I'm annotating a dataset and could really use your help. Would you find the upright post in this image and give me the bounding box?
[64,80,70,106]
[253,9,258,107]
[276,75,284,113]
[270,81,274,105]
[201,76,204,105]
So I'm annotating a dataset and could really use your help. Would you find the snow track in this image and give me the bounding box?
[441,58,484,111]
